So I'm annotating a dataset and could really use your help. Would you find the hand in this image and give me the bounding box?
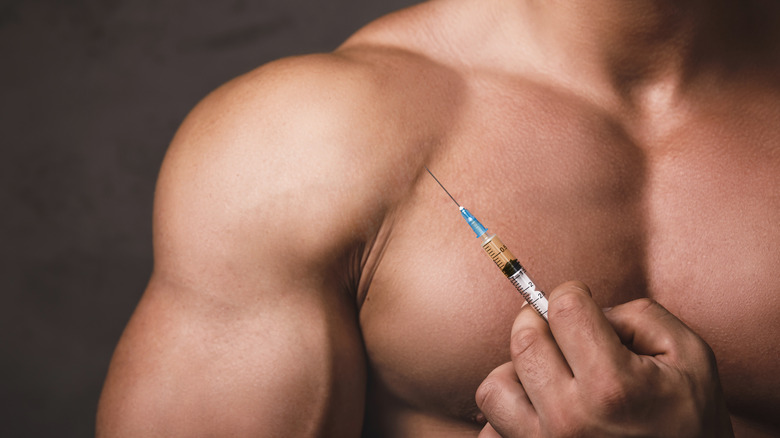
[475,281,733,437]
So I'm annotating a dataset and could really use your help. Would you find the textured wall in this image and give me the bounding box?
[0,1,417,435]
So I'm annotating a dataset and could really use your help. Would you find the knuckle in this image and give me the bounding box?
[628,297,660,315]
[586,371,636,415]
[475,378,510,422]
[509,326,543,361]
[475,377,499,410]
[594,379,631,410]
[550,291,589,323]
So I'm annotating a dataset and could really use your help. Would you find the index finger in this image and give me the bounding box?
[547,281,631,377]
[602,298,709,365]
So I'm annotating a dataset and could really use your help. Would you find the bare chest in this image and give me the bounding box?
[358,86,780,433]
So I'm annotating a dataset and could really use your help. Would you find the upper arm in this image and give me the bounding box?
[97,57,375,437]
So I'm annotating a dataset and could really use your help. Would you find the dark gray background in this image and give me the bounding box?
[0,0,417,435]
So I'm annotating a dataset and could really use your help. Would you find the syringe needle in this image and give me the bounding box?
[424,166,550,321]
[424,166,460,207]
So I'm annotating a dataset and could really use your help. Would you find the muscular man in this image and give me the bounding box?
[97,0,780,436]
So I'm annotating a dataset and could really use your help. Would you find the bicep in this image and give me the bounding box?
[98,274,365,437]
[97,69,368,436]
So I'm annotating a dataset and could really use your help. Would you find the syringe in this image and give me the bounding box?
[425,166,549,321]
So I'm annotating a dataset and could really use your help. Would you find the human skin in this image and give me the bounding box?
[97,0,780,436]
[476,282,734,437]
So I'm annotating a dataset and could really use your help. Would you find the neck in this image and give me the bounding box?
[502,0,776,106]
[529,1,719,87]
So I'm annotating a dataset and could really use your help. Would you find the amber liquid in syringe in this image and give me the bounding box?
[424,165,549,321]
[480,234,548,320]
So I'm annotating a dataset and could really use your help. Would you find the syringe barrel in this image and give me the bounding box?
[480,234,549,321]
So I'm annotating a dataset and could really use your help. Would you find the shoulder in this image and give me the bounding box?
[167,0,475,186]
[152,43,462,287]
